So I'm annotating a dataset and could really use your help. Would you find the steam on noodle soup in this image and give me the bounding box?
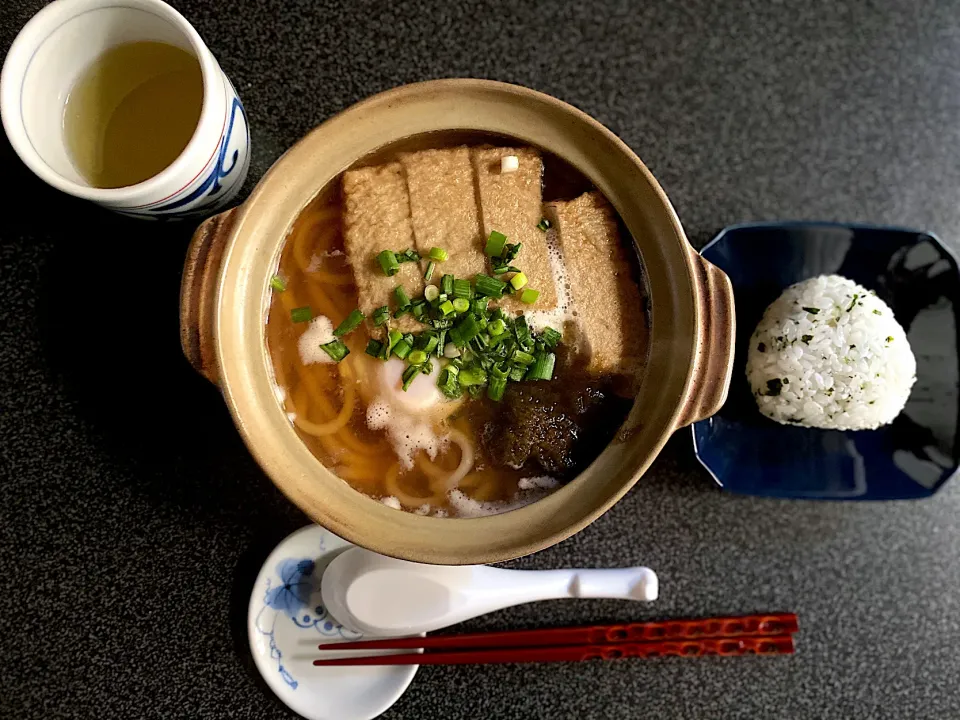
[266,142,648,517]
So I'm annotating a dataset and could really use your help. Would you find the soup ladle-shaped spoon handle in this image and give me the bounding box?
[320,547,659,637]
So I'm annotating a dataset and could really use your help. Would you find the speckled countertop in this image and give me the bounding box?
[3,0,960,718]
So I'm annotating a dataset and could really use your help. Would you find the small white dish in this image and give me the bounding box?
[247,525,420,720]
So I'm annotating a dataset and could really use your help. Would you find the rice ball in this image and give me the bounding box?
[746,275,916,430]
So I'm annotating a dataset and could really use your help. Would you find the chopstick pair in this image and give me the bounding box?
[313,612,798,667]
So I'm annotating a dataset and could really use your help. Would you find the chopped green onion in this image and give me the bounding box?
[394,285,411,309]
[488,319,506,337]
[510,272,528,290]
[320,339,350,362]
[424,261,436,282]
[270,275,287,292]
[387,329,402,354]
[536,218,551,232]
[438,383,461,399]
[487,373,508,401]
[453,278,473,300]
[508,365,527,382]
[402,364,420,391]
[429,247,448,262]
[512,349,536,366]
[397,248,421,263]
[485,231,508,257]
[502,243,522,263]
[541,327,562,348]
[455,314,482,344]
[492,265,521,275]
[527,352,556,381]
[392,339,412,359]
[411,301,427,321]
[453,298,470,313]
[474,273,507,298]
[802,307,820,315]
[514,315,532,350]
[472,298,488,315]
[424,285,440,302]
[459,367,487,387]
[290,306,312,323]
[439,300,455,316]
[365,339,384,357]
[407,350,427,365]
[373,305,390,326]
[443,342,460,358]
[431,317,454,330]
[394,306,410,319]
[333,308,365,337]
[488,332,510,350]
[418,334,439,355]
[520,288,540,304]
[437,367,461,398]
[378,250,400,276]
[441,274,454,296]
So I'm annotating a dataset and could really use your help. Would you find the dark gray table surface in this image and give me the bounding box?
[3,0,960,717]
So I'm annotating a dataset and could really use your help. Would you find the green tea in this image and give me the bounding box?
[63,41,203,188]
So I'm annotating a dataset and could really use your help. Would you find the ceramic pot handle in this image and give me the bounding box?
[179,208,237,384]
[675,251,735,427]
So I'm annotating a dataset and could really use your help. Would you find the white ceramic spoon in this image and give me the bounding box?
[321,547,658,637]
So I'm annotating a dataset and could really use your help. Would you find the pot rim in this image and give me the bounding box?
[213,79,705,564]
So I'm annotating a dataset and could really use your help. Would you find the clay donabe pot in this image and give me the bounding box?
[180,80,734,564]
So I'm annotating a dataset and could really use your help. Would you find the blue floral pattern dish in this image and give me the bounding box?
[693,222,960,500]
[247,525,419,720]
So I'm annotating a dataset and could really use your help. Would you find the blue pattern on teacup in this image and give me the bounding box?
[149,96,249,214]
[124,79,250,219]
[253,537,363,690]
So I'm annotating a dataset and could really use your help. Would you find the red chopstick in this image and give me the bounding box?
[313,635,794,666]
[313,613,798,666]
[317,613,798,652]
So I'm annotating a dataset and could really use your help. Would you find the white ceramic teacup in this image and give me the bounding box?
[1,0,250,218]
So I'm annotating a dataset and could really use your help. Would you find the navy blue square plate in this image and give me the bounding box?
[693,222,960,499]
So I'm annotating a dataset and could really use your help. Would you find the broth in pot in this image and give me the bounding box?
[265,140,649,517]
